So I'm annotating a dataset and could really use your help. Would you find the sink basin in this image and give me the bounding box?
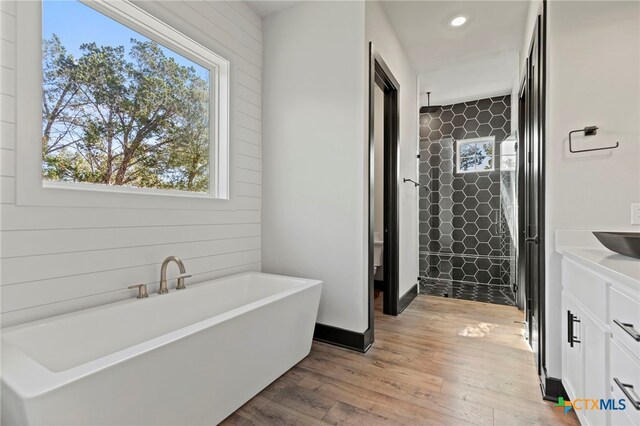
[593,232,640,259]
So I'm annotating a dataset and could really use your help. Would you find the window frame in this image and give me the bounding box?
[455,136,496,174]
[16,0,232,209]
[499,135,517,171]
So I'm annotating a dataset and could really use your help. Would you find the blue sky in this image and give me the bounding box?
[42,1,209,81]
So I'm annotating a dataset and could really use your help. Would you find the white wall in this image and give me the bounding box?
[261,1,368,332]
[366,1,419,299]
[419,51,519,107]
[544,0,640,377]
[0,1,263,326]
[262,1,418,333]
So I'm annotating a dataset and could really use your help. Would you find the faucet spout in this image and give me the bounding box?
[159,256,187,294]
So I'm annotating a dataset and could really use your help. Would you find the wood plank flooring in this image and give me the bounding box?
[221,295,579,425]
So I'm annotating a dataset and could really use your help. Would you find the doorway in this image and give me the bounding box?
[368,42,400,340]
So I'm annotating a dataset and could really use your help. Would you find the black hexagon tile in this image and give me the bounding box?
[418,95,516,306]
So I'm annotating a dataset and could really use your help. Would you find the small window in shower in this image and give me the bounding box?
[456,137,495,173]
[500,136,518,171]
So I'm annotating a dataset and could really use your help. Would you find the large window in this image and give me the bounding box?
[456,137,495,173]
[41,0,228,197]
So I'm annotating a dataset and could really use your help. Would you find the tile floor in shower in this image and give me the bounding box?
[419,279,516,306]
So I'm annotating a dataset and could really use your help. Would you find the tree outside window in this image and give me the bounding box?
[42,1,213,193]
[456,137,495,173]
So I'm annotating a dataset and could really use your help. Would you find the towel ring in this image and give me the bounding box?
[569,126,619,153]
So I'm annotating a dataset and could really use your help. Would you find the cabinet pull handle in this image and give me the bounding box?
[614,319,640,342]
[614,378,640,410]
[571,314,581,345]
[567,310,580,347]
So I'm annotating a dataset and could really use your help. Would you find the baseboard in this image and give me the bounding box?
[398,284,418,314]
[541,376,569,402]
[313,323,373,353]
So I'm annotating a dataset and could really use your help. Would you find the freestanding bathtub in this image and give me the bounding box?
[1,272,322,425]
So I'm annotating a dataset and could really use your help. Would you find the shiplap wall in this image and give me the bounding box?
[0,0,262,327]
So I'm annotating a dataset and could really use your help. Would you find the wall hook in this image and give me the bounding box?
[568,126,619,153]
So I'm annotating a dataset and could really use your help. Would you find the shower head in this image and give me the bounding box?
[421,105,441,114]
[420,92,441,114]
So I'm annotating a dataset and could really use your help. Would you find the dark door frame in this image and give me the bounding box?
[368,42,401,341]
[517,75,527,313]
[519,1,550,397]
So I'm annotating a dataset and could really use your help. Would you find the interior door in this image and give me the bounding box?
[524,14,545,376]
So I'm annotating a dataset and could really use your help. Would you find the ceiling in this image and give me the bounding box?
[245,1,530,104]
[380,1,530,104]
[246,1,529,68]
[418,50,518,106]
[244,1,300,17]
[380,1,530,74]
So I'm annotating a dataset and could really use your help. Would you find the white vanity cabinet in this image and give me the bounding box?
[561,252,640,426]
[562,261,610,426]
[609,282,640,426]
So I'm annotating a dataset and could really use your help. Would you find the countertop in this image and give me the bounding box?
[557,247,640,290]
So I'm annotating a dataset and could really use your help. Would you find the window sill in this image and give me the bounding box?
[43,181,220,200]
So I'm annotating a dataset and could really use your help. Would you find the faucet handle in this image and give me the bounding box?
[128,284,149,299]
[176,274,192,290]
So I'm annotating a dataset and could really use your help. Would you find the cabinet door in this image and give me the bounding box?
[563,296,584,400]
[611,340,640,426]
[583,312,609,426]
[610,387,638,426]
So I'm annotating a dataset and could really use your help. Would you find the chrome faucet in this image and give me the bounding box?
[158,256,190,294]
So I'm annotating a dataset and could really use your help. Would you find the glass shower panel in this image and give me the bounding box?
[499,135,518,299]
[418,95,517,306]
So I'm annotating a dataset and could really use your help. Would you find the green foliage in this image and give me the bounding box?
[42,35,210,192]
[459,144,483,171]
[458,141,493,172]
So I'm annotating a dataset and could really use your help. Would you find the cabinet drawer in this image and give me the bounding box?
[611,385,639,426]
[562,259,607,323]
[610,286,640,360]
[610,341,640,423]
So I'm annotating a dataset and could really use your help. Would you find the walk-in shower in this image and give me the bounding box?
[418,95,518,306]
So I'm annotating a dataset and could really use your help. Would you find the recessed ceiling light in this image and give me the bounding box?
[450,16,467,27]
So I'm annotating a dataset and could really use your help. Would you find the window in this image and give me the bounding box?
[456,137,495,173]
[500,135,517,171]
[40,0,229,198]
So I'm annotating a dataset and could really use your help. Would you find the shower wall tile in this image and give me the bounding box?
[421,252,508,285]
[418,95,516,289]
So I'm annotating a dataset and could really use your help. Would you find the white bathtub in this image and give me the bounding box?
[1,272,322,425]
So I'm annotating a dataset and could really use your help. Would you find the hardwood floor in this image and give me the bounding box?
[221,295,579,425]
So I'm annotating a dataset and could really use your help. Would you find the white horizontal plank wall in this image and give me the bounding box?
[0,0,262,327]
